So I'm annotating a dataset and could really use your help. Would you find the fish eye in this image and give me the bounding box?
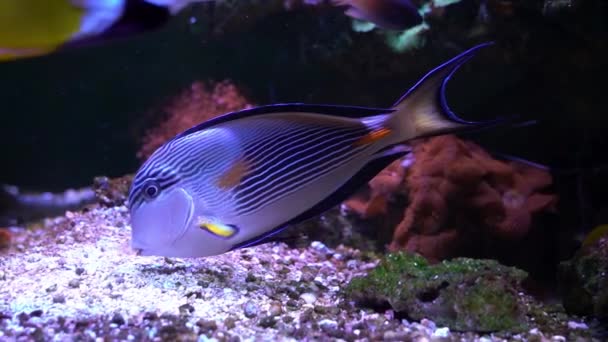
[143,181,161,200]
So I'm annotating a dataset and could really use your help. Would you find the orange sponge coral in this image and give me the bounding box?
[0,229,10,250]
[344,135,558,263]
[138,80,253,160]
[343,157,410,218]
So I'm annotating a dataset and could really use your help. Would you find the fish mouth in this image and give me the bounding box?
[133,248,157,257]
[130,188,194,256]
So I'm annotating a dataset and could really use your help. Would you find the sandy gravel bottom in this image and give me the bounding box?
[0,205,582,341]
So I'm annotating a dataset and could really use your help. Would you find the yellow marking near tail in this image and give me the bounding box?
[353,127,392,146]
[217,158,251,189]
[200,222,238,238]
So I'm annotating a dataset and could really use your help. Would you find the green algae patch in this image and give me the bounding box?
[384,23,429,53]
[558,233,608,322]
[344,252,529,332]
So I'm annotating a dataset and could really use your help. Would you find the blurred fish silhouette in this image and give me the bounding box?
[331,0,423,30]
[581,224,608,248]
[129,42,511,258]
[0,0,206,61]
[0,184,95,226]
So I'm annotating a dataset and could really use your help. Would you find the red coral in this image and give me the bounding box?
[343,135,558,263]
[343,158,409,218]
[0,229,10,250]
[138,80,253,160]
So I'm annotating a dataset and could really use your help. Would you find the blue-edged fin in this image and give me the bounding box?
[489,151,552,171]
[199,222,239,238]
[171,103,394,143]
[229,42,515,250]
[386,42,514,141]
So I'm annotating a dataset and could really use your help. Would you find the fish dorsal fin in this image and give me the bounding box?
[170,103,394,142]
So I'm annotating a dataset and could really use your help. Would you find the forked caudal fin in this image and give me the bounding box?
[386,42,516,140]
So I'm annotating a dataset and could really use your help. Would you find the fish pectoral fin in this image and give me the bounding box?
[353,127,392,146]
[199,222,239,238]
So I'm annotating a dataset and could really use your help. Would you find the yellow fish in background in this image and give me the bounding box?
[582,224,608,248]
[0,0,206,61]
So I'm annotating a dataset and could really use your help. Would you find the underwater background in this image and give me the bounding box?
[2,0,607,192]
[1,0,608,340]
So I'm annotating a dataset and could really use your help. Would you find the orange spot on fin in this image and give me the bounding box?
[217,158,250,189]
[353,127,392,146]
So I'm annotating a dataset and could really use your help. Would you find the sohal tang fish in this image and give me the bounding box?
[129,42,504,258]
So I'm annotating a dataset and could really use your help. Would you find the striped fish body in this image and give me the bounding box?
[192,112,400,250]
[129,42,506,258]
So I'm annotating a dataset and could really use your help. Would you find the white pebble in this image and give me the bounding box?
[567,321,588,330]
[300,293,316,304]
[420,318,436,330]
[319,319,338,329]
[346,260,358,269]
[432,327,450,338]
[310,241,327,251]
[198,335,217,342]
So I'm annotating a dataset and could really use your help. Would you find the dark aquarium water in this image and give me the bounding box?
[1,0,607,340]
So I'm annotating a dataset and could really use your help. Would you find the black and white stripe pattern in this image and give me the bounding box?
[128,129,232,209]
[226,114,378,216]
[129,111,388,216]
[128,167,180,209]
